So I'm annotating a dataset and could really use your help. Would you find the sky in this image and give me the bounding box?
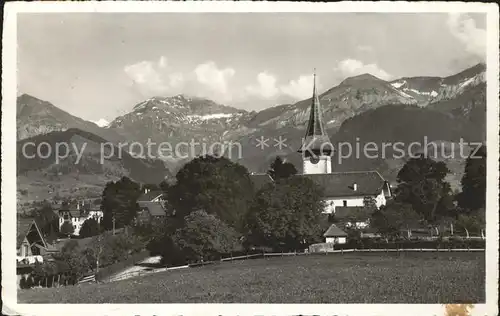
[17,12,486,122]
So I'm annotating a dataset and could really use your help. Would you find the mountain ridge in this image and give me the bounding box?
[16,63,486,202]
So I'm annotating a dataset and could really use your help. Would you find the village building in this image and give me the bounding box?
[323,224,348,244]
[136,201,167,223]
[137,188,164,203]
[57,200,103,236]
[16,217,59,288]
[17,217,50,260]
[331,206,373,229]
[250,71,391,216]
[136,188,167,223]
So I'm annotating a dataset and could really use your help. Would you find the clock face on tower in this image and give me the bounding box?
[310,156,319,164]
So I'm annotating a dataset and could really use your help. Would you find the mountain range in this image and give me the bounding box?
[16,63,486,208]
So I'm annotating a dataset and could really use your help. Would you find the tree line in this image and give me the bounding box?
[25,144,486,283]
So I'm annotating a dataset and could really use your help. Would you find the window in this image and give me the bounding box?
[23,244,29,257]
[343,200,347,207]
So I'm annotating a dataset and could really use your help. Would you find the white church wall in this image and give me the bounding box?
[303,156,331,174]
[322,190,387,214]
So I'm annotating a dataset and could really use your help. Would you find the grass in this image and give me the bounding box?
[18,252,485,303]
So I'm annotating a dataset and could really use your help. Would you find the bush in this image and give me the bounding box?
[60,222,74,236]
[172,210,242,263]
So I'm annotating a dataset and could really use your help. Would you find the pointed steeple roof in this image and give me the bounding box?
[298,70,333,155]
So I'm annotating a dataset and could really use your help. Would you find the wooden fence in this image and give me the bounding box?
[103,247,485,283]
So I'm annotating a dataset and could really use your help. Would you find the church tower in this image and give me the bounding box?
[298,70,333,174]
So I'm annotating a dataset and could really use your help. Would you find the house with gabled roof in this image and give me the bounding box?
[135,188,168,223]
[250,70,392,218]
[137,201,167,223]
[137,188,164,203]
[323,224,348,244]
[17,217,57,261]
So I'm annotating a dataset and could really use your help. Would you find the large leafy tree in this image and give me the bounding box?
[60,222,74,237]
[268,156,297,181]
[51,239,91,280]
[395,155,452,222]
[457,145,486,211]
[33,202,59,240]
[371,200,422,239]
[101,176,142,230]
[172,210,242,262]
[168,155,254,232]
[245,176,325,251]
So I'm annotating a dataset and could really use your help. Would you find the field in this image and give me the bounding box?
[18,252,485,303]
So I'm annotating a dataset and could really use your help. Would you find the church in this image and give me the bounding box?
[252,71,392,216]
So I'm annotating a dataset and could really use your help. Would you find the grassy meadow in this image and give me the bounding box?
[18,252,485,303]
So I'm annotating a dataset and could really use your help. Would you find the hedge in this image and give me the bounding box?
[322,238,485,251]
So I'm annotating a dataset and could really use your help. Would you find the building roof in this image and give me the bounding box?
[299,171,386,197]
[298,72,332,154]
[323,224,348,237]
[59,209,87,218]
[17,218,35,248]
[334,206,373,221]
[250,173,274,191]
[138,201,166,217]
[17,217,48,249]
[137,190,163,202]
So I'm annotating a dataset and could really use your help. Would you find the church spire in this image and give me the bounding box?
[298,69,332,155]
[305,69,326,137]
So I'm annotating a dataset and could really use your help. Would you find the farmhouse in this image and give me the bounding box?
[136,188,167,223]
[58,200,103,236]
[137,201,167,223]
[17,217,59,288]
[17,217,50,260]
[250,71,392,218]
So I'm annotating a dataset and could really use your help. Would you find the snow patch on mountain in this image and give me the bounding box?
[391,81,406,89]
[92,118,110,128]
[187,113,235,121]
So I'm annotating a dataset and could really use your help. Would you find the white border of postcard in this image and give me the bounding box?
[2,1,499,316]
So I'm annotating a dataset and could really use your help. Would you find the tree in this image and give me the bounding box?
[245,176,325,251]
[457,145,486,211]
[168,155,254,232]
[60,222,74,237]
[455,208,485,238]
[395,155,452,222]
[371,201,422,239]
[101,176,142,231]
[79,218,100,238]
[52,239,91,281]
[268,156,297,181]
[33,202,59,240]
[172,210,242,262]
